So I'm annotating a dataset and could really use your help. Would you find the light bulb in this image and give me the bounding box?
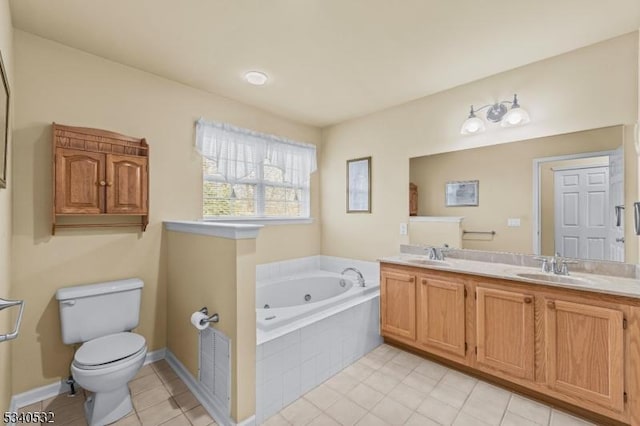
[244,71,268,86]
[461,116,486,135]
[501,107,530,128]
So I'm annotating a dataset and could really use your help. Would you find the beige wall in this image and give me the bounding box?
[410,128,621,255]
[166,231,256,422]
[408,221,462,248]
[10,30,321,395]
[322,32,639,261]
[0,0,12,412]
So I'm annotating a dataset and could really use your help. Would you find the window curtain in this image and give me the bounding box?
[195,119,317,185]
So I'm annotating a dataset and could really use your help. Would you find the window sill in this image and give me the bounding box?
[203,217,314,226]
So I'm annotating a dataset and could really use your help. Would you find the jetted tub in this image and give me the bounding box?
[256,271,379,332]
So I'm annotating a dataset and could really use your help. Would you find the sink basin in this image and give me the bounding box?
[515,272,593,286]
[405,258,452,267]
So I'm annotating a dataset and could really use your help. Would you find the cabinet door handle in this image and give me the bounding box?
[547,301,555,309]
[524,297,532,304]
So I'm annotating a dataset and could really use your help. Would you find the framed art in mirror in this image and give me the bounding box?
[0,50,9,189]
[445,180,479,207]
[347,156,371,213]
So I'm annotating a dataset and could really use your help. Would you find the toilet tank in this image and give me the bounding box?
[56,278,144,345]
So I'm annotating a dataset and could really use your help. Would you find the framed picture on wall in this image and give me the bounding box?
[0,50,9,189]
[445,180,479,207]
[347,157,371,213]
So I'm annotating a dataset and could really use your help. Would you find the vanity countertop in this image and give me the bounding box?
[379,254,640,300]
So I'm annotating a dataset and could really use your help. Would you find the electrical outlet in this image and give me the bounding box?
[400,223,408,235]
[507,218,521,227]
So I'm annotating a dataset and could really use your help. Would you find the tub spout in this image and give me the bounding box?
[342,267,365,287]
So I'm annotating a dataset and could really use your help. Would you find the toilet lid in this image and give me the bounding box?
[75,332,146,367]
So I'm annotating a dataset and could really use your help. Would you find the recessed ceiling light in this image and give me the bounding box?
[245,71,268,86]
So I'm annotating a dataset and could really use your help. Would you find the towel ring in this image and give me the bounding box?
[0,298,25,343]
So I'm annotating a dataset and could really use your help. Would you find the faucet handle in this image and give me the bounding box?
[533,256,551,273]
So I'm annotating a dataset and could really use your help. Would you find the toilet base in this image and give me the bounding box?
[84,386,133,426]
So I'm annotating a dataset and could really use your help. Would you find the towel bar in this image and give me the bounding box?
[462,230,496,236]
[0,298,25,343]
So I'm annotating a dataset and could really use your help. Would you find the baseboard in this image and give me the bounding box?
[165,350,246,426]
[9,348,167,412]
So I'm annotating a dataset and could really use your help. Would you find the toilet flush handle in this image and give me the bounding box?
[61,300,76,306]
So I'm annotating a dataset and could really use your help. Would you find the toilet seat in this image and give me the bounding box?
[73,332,146,370]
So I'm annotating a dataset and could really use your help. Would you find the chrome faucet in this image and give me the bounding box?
[426,245,448,261]
[534,253,578,276]
[342,267,365,287]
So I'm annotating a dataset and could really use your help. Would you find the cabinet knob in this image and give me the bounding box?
[409,277,415,283]
[547,300,555,309]
[98,181,106,186]
[107,181,113,187]
[421,278,427,285]
[524,297,532,304]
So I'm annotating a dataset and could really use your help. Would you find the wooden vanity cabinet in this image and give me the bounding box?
[417,274,467,361]
[545,298,625,413]
[475,286,535,381]
[380,262,640,425]
[380,270,417,341]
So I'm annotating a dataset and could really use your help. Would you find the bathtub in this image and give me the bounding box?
[255,260,382,423]
[256,271,380,332]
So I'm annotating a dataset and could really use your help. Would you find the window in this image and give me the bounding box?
[197,119,315,219]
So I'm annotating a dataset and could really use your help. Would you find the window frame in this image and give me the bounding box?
[202,158,311,220]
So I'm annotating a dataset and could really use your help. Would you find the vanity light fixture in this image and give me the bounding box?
[460,94,530,135]
[244,71,269,86]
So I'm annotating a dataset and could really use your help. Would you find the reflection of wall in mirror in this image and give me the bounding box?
[409,126,623,256]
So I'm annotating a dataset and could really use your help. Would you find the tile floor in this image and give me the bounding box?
[16,360,217,426]
[264,344,597,426]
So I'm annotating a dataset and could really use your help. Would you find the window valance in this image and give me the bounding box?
[195,119,317,186]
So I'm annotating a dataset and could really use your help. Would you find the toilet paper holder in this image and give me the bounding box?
[199,307,219,325]
[0,298,25,343]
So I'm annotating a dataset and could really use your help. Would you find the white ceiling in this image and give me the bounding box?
[9,0,640,127]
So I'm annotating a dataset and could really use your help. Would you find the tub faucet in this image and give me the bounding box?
[342,267,365,287]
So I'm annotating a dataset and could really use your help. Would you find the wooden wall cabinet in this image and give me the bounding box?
[52,123,149,234]
[380,262,639,425]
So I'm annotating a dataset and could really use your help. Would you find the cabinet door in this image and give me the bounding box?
[417,275,466,358]
[55,149,105,214]
[476,287,535,380]
[546,299,624,412]
[381,271,416,341]
[106,154,148,214]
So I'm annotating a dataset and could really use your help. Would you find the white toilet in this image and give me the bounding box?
[56,278,147,426]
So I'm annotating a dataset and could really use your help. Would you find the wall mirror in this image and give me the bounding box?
[409,126,631,262]
[347,157,371,213]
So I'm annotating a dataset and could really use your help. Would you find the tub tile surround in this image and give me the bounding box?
[255,255,382,424]
[265,344,596,426]
[256,256,379,285]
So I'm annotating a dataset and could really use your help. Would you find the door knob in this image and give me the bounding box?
[616,237,625,243]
